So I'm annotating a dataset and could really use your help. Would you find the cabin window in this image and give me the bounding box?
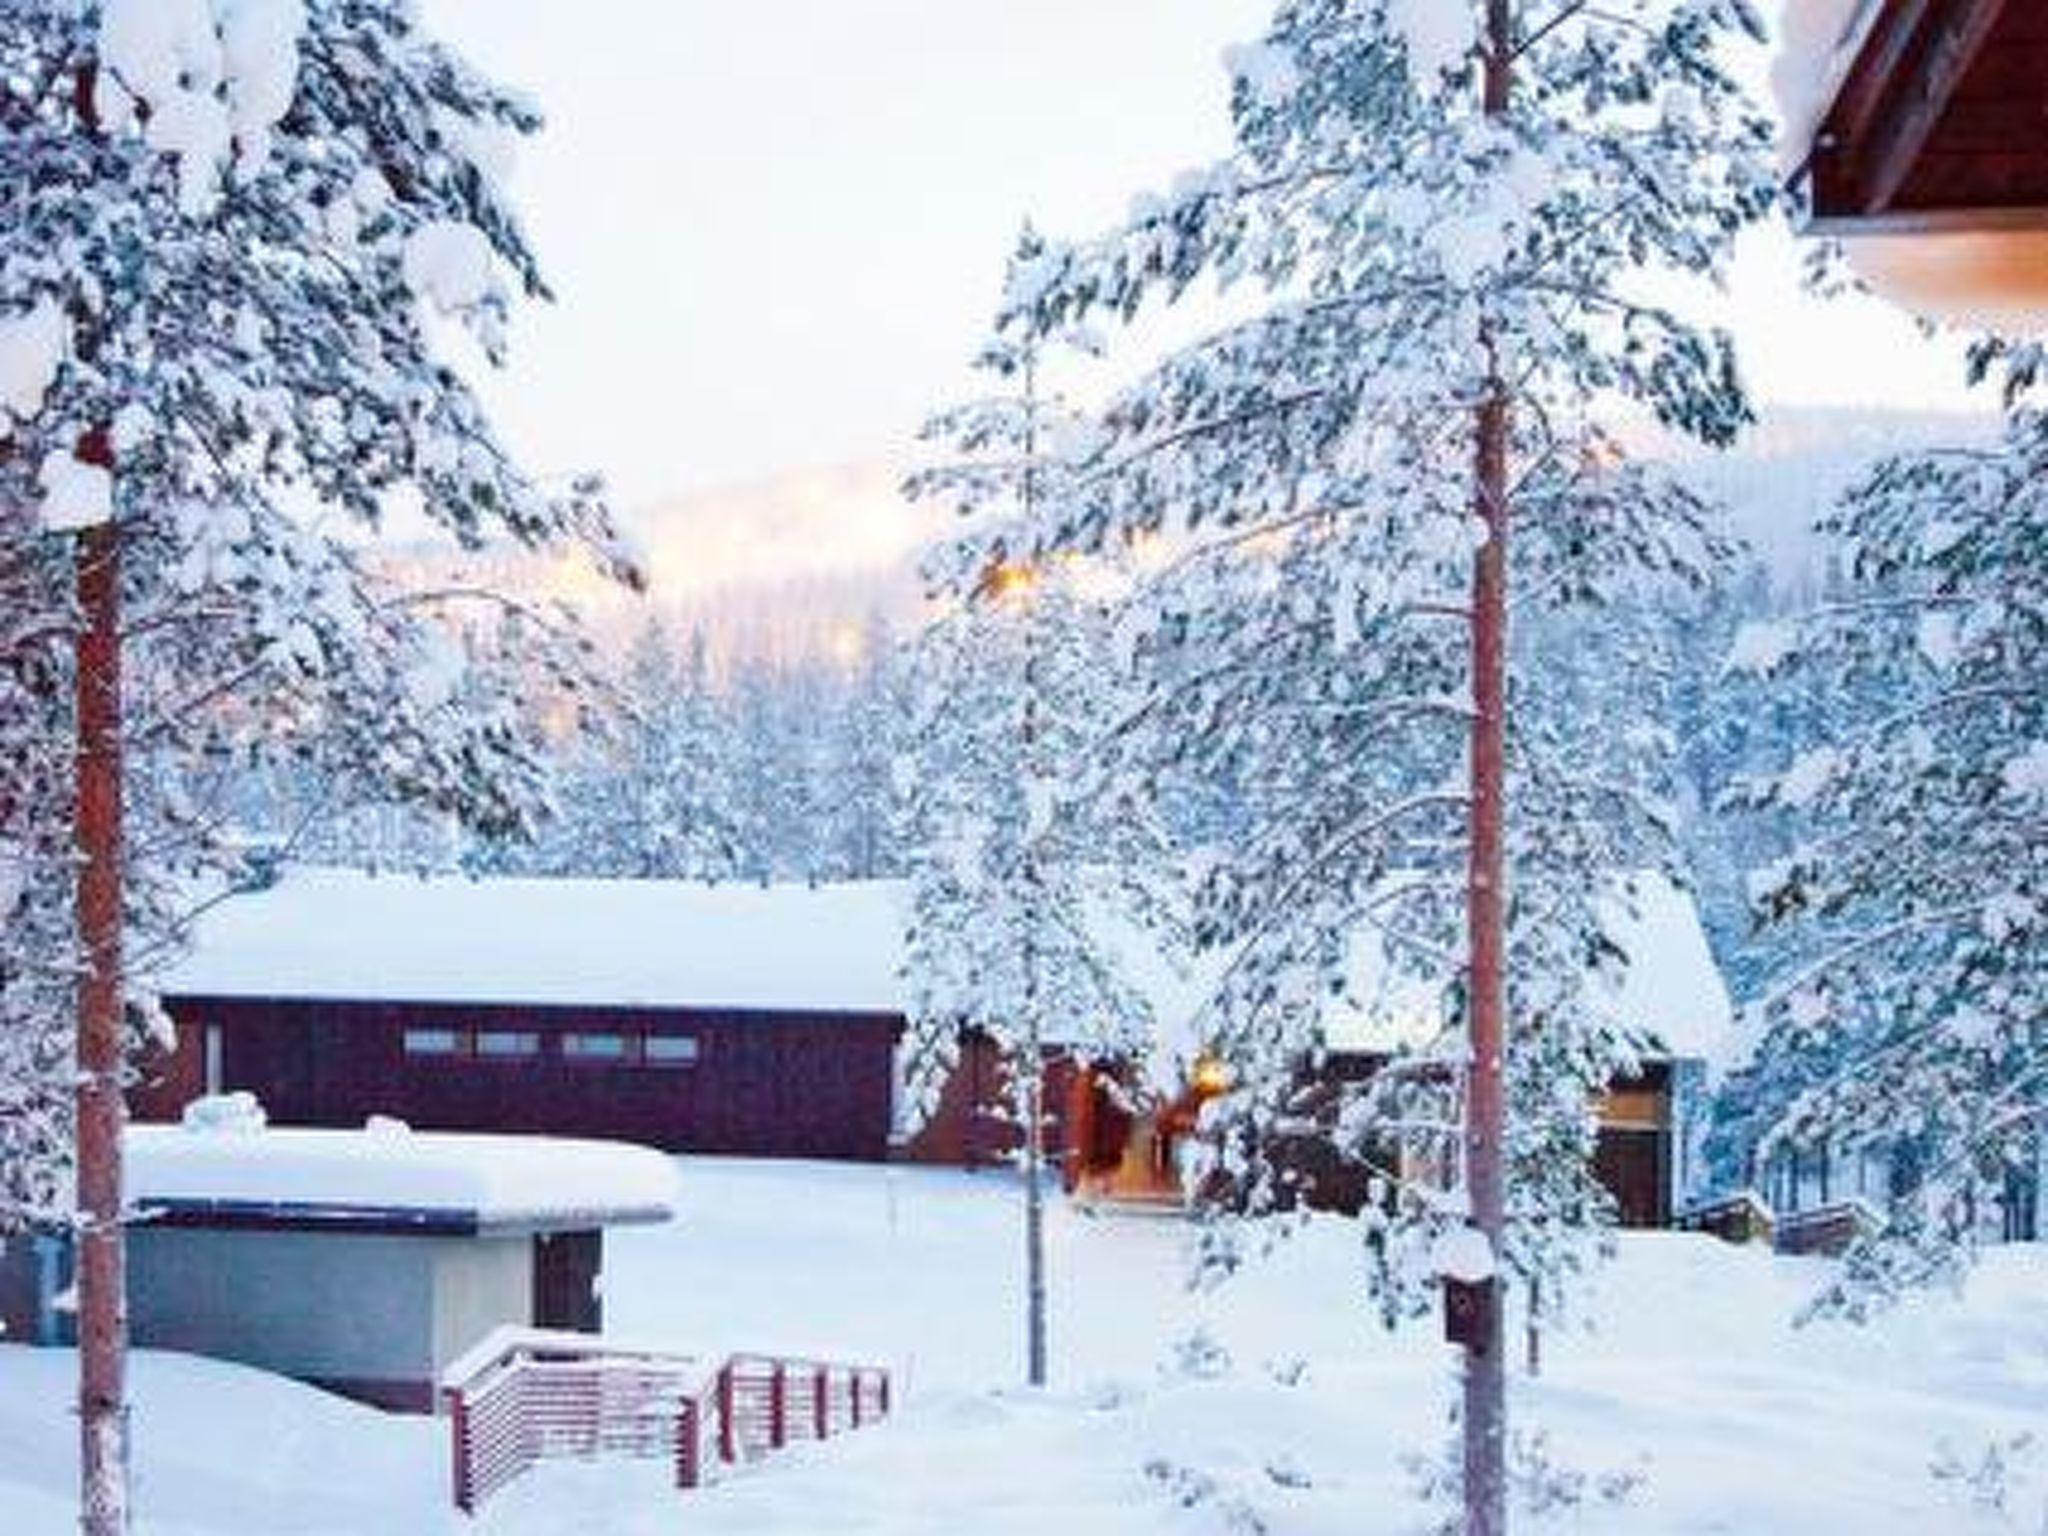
[643,1034,700,1068]
[475,1030,541,1060]
[562,1031,632,1063]
[403,1027,465,1057]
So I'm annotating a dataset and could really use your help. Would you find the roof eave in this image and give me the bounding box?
[133,1197,674,1237]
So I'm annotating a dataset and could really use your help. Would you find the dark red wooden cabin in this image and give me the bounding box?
[142,995,900,1159]
[138,871,905,1160]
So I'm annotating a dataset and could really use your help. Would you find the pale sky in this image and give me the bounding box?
[423,0,1980,524]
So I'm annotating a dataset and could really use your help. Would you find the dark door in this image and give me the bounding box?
[532,1231,602,1333]
[225,1019,319,1123]
[1595,1128,1667,1228]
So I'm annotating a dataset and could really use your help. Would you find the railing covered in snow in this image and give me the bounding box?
[1773,1198,1884,1258]
[440,1326,892,1513]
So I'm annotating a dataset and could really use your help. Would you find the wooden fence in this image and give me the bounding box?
[1774,1199,1884,1257]
[441,1327,892,1514]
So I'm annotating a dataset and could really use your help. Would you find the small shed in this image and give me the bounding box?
[140,870,907,1160]
[116,1107,676,1411]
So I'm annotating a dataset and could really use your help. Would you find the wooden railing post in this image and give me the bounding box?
[717,1363,736,1464]
[450,1341,892,1512]
[676,1396,701,1489]
[447,1387,475,1513]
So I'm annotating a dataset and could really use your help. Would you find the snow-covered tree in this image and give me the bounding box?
[712,657,806,883]
[527,620,739,879]
[0,6,633,1517]
[814,610,906,882]
[991,0,1768,1272]
[1734,340,2046,1310]
[903,290,1183,1385]
[962,8,1771,1507]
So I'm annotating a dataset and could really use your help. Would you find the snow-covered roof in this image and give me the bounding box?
[128,1117,678,1234]
[1593,873,1737,1069]
[164,867,1731,1070]
[1319,872,1736,1068]
[166,868,910,1014]
[1770,0,1881,174]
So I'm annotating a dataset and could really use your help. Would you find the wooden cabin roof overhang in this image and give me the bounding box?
[1798,0,2048,234]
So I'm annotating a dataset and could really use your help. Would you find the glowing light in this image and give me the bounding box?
[1190,1054,1232,1097]
[977,558,1041,604]
[827,623,865,667]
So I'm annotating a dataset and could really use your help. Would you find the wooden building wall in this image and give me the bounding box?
[140,995,902,1161]
[900,1031,1078,1171]
[1056,1050,1684,1226]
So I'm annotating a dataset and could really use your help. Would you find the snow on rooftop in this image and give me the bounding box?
[1594,872,1738,1070]
[1770,0,1879,174]
[128,1108,678,1230]
[165,867,1732,1070]
[1319,873,1735,1067]
[167,868,910,1014]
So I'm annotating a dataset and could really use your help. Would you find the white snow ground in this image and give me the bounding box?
[0,1159,2041,1533]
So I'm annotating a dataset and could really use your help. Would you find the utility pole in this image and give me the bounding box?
[72,424,129,1536]
[1461,3,1512,1532]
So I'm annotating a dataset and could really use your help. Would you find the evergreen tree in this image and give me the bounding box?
[815,610,906,882]
[903,299,1184,1385]
[0,7,633,1515]
[956,4,1773,1506]
[535,620,738,879]
[1736,340,2046,1310]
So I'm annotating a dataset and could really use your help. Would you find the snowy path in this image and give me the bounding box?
[0,1158,2041,1533]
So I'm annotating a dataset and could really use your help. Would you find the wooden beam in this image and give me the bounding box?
[1859,0,2007,213]
[1825,0,1939,156]
[1809,0,2016,220]
[1806,202,2048,236]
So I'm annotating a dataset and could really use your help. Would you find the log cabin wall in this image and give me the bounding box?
[139,995,902,1161]
[898,1030,1077,1172]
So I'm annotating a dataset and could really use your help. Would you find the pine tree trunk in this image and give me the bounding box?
[1019,354,1049,1391]
[1021,626,1048,1390]
[1461,5,1512,1531]
[1023,1043,1047,1387]
[75,517,129,1536]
